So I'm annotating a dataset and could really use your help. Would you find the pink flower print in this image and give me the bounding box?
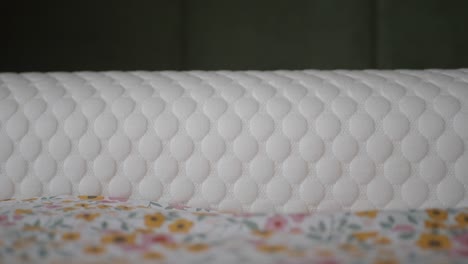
[455,233,468,247]
[317,260,340,264]
[249,239,263,246]
[108,197,129,202]
[290,213,307,223]
[392,224,415,232]
[279,259,339,264]
[265,215,288,231]
[453,247,468,257]
[45,204,62,209]
[13,215,24,221]
[0,215,15,227]
[232,212,255,217]
[143,233,174,244]
[289,227,303,234]
[169,203,190,210]
[121,244,148,252]
[100,200,118,203]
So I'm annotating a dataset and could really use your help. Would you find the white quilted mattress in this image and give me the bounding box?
[0,70,467,213]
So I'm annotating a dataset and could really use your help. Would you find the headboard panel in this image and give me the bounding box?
[0,70,467,213]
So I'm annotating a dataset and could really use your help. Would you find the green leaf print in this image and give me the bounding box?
[243,220,259,230]
[348,224,361,230]
[149,201,162,207]
[39,248,48,257]
[319,221,326,232]
[399,232,415,240]
[380,222,392,229]
[51,219,63,228]
[407,214,418,225]
[128,212,137,218]
[307,234,322,240]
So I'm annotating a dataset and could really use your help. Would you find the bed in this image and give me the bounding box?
[1,70,468,263]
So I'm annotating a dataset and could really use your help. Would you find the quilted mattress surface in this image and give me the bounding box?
[0,70,467,213]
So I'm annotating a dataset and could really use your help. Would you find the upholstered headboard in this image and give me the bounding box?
[1,69,467,213]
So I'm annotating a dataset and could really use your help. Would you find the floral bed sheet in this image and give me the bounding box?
[1,196,468,264]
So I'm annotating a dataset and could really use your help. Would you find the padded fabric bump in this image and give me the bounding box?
[0,70,468,213]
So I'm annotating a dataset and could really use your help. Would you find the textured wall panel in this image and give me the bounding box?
[377,0,468,68]
[0,1,183,71]
[185,0,373,70]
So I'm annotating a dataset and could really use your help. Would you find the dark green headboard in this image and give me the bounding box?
[1,0,467,71]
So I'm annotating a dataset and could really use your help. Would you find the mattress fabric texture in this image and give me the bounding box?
[0,70,467,213]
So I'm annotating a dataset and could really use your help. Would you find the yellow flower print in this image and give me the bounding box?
[22,198,37,202]
[352,231,378,241]
[340,243,357,251]
[356,210,378,218]
[186,243,210,252]
[316,249,333,257]
[162,242,179,250]
[22,225,43,232]
[15,209,33,215]
[75,213,100,222]
[169,219,194,233]
[455,212,468,227]
[426,209,448,222]
[373,258,399,264]
[101,232,136,245]
[288,249,305,257]
[78,195,104,201]
[257,244,287,253]
[74,203,91,209]
[135,228,154,234]
[116,205,133,211]
[83,245,106,255]
[425,220,446,229]
[376,236,392,245]
[252,230,274,238]
[339,243,363,257]
[377,248,396,257]
[289,227,302,234]
[13,237,36,249]
[62,232,80,241]
[97,204,111,209]
[62,207,77,212]
[144,213,166,228]
[143,251,165,260]
[416,233,451,250]
[192,212,217,217]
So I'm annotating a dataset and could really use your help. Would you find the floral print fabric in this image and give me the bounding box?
[1,196,468,264]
